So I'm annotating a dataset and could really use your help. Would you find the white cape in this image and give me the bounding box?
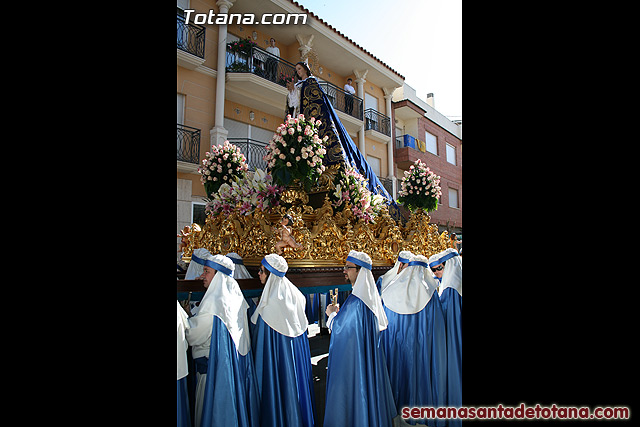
[250,254,308,337]
[382,255,437,314]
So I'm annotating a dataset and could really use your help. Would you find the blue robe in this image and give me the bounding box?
[381,297,447,426]
[177,376,191,427]
[375,275,383,295]
[439,287,462,427]
[324,294,397,427]
[246,297,259,340]
[199,316,260,427]
[252,315,317,427]
[305,293,319,324]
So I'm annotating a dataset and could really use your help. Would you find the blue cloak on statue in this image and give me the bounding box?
[324,294,397,427]
[251,316,317,427]
[199,316,260,427]
[300,77,403,223]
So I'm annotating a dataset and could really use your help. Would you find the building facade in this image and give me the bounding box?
[392,84,462,235]
[177,0,462,250]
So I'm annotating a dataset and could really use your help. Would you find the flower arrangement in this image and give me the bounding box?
[228,37,257,54]
[329,164,386,223]
[397,159,442,212]
[205,169,284,217]
[198,140,249,198]
[263,114,327,192]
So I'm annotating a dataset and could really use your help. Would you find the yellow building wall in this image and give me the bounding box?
[177,65,216,163]
[224,99,283,133]
[188,0,220,69]
[364,137,389,177]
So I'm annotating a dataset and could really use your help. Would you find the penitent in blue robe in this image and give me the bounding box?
[381,297,447,426]
[324,294,397,427]
[199,316,260,427]
[177,376,191,427]
[251,315,317,427]
[439,286,462,427]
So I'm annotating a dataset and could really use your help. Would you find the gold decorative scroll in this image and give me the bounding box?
[181,194,454,268]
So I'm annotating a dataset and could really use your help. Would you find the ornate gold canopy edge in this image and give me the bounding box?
[180,190,456,268]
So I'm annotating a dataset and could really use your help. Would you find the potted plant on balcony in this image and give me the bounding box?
[228,37,257,55]
[263,114,327,194]
[198,140,249,198]
[397,159,442,212]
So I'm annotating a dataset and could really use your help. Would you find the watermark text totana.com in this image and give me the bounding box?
[183,10,308,25]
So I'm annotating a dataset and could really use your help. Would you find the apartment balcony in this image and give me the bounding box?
[394,134,428,170]
[177,15,206,69]
[177,124,201,173]
[227,138,269,172]
[317,81,363,134]
[225,45,296,117]
[364,108,391,143]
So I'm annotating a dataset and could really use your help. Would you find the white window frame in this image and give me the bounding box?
[446,143,457,165]
[448,188,459,209]
[191,201,207,225]
[177,93,185,125]
[425,131,437,155]
[366,155,381,177]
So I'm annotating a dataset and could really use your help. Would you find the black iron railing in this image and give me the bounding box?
[227,138,269,171]
[225,45,297,88]
[177,15,206,58]
[177,124,201,164]
[318,81,363,120]
[364,108,391,137]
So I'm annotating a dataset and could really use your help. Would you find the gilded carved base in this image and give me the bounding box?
[181,195,455,268]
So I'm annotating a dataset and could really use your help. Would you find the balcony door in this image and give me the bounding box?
[365,93,379,130]
[224,118,271,171]
[365,93,378,112]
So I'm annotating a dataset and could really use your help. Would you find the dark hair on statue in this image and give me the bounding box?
[295,61,313,77]
[282,214,294,226]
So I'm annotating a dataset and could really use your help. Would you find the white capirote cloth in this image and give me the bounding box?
[250,254,308,337]
[378,250,414,294]
[348,250,388,331]
[186,254,251,357]
[225,252,253,279]
[177,300,190,380]
[428,248,462,296]
[184,248,211,280]
[382,254,438,314]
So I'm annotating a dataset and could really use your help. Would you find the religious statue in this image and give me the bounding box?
[177,224,201,252]
[284,60,402,223]
[274,214,303,255]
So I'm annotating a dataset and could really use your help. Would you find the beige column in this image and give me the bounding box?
[353,69,368,155]
[383,87,398,198]
[210,0,235,147]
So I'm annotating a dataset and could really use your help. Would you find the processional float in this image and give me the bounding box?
[180,75,454,274]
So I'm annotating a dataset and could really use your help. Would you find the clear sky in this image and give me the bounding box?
[296,0,462,121]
